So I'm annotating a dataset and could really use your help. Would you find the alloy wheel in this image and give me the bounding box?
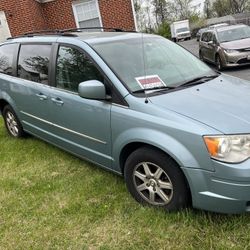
[133,162,173,206]
[6,111,19,137]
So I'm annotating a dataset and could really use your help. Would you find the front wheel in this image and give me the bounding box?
[124,147,190,211]
[216,54,224,71]
[2,105,25,138]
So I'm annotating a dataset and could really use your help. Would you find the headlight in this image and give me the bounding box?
[224,49,239,54]
[204,135,250,163]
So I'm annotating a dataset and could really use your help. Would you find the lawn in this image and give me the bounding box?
[1,117,250,249]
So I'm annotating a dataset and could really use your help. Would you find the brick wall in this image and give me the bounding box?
[42,0,76,30]
[99,0,135,31]
[0,0,47,36]
[0,0,135,37]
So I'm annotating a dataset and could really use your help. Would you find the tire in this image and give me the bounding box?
[199,50,204,61]
[2,105,25,138]
[124,147,190,211]
[215,54,224,71]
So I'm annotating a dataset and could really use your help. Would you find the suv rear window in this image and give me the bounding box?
[17,44,51,84]
[0,44,16,76]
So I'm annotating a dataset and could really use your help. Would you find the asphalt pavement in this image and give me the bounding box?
[179,39,250,82]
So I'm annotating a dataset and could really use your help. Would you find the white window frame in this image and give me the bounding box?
[72,0,103,29]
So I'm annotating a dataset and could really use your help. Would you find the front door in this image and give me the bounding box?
[47,45,112,167]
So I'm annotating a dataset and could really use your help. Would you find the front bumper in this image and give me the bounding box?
[222,50,250,67]
[182,159,250,214]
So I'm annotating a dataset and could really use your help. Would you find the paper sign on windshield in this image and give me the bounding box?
[135,75,166,89]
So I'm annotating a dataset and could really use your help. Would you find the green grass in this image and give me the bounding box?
[1,117,250,249]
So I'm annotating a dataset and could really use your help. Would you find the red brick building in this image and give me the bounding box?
[0,0,136,40]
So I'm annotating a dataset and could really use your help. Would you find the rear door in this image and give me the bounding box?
[9,43,55,140]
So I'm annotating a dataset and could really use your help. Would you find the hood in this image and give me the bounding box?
[149,74,250,134]
[221,38,250,50]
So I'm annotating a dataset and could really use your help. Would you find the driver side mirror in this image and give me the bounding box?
[78,80,109,100]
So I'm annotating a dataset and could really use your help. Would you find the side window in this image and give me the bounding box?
[213,34,218,44]
[207,32,213,42]
[201,33,207,42]
[0,44,16,76]
[17,44,51,84]
[56,46,104,92]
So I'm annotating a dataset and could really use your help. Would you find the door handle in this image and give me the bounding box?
[36,93,48,100]
[51,97,64,106]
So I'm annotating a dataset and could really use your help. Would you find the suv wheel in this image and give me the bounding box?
[124,147,190,211]
[216,54,224,71]
[2,105,25,138]
[199,50,204,61]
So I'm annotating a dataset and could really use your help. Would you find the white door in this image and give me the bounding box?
[0,11,11,43]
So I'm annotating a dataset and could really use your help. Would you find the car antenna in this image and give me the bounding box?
[141,32,149,104]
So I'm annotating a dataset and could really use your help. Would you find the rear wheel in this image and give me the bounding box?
[2,105,25,138]
[199,50,204,61]
[124,147,190,211]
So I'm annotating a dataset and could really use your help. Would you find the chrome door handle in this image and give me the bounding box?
[51,97,64,106]
[36,93,48,100]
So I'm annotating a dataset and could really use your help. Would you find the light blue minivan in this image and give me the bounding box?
[1,30,250,214]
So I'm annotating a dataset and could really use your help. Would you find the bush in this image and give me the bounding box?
[155,22,171,39]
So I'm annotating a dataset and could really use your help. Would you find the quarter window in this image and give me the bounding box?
[0,44,16,75]
[17,44,51,84]
[56,46,103,92]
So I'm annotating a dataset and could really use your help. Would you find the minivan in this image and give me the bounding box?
[1,29,250,214]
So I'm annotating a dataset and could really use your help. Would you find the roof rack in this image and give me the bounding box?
[7,26,135,40]
[62,27,125,32]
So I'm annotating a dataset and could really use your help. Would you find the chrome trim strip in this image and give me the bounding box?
[20,111,107,144]
[211,178,250,187]
[199,191,237,201]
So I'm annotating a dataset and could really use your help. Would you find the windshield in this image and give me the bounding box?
[91,35,215,93]
[217,26,250,43]
[177,27,189,33]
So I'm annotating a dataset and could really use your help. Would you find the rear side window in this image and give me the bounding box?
[56,46,103,92]
[0,44,16,76]
[17,44,51,84]
[201,32,207,42]
[207,32,213,42]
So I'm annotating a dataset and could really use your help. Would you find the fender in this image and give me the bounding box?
[112,128,214,173]
[0,91,21,119]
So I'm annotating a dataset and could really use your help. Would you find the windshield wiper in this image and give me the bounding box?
[177,74,219,88]
[132,85,176,94]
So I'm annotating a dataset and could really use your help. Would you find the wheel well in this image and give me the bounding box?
[120,142,192,204]
[0,100,9,113]
[120,143,176,174]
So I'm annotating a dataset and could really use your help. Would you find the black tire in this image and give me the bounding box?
[2,105,25,138]
[215,54,224,71]
[199,50,204,61]
[124,147,190,211]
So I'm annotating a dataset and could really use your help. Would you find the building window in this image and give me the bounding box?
[72,0,102,29]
